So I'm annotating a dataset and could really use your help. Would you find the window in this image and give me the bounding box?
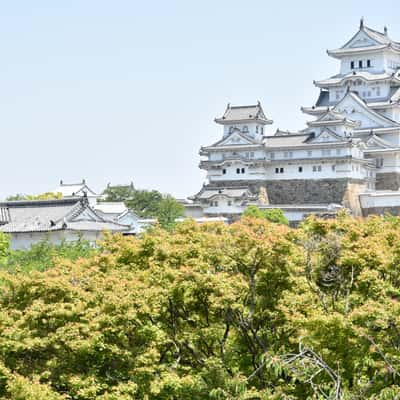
[322,149,331,156]
[318,165,322,172]
[243,126,249,133]
[367,59,371,68]
[351,61,355,69]
[284,151,293,158]
[359,60,363,68]
[250,152,254,158]
[241,168,245,174]
[332,165,336,171]
[236,168,240,174]
[229,126,234,133]
[377,87,381,96]
[313,165,322,172]
[261,127,264,134]
[215,201,219,207]
[256,126,259,133]
[280,167,284,173]
[275,167,279,174]
[222,169,227,175]
[312,166,317,172]
[298,166,303,172]
[367,91,371,97]
[228,201,232,206]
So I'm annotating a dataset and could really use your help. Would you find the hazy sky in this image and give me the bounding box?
[0,0,399,199]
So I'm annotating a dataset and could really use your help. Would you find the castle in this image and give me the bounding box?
[190,20,400,223]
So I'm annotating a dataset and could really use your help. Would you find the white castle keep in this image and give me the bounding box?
[190,19,400,222]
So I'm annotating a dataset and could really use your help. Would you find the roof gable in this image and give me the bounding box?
[212,130,258,147]
[307,129,346,143]
[333,91,399,129]
[364,134,394,149]
[342,29,381,49]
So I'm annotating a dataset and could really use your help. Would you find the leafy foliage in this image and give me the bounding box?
[102,184,184,228]
[0,239,96,273]
[242,205,289,225]
[0,215,400,399]
[6,192,63,201]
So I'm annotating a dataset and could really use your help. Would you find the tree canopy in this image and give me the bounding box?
[102,184,184,228]
[1,215,400,398]
[6,192,63,201]
[242,205,289,225]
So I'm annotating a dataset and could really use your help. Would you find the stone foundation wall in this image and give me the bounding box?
[202,178,367,215]
[376,172,400,190]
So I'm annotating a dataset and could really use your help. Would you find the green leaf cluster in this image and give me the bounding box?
[242,206,289,225]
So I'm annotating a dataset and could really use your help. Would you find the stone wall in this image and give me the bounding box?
[376,172,400,190]
[202,178,366,215]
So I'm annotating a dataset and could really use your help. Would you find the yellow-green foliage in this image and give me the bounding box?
[0,215,400,399]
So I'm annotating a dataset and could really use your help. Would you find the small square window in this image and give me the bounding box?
[222,169,227,175]
[236,168,240,174]
[359,60,363,68]
[275,167,279,173]
[241,168,245,174]
[351,61,355,69]
[312,166,317,172]
[228,201,232,206]
[298,166,303,172]
[280,167,284,173]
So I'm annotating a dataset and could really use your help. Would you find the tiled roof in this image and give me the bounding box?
[0,198,129,234]
[315,71,399,87]
[215,103,272,124]
[265,133,312,148]
[195,187,252,200]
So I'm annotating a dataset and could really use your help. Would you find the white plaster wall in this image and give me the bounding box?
[360,192,400,208]
[340,54,385,75]
[269,147,351,161]
[9,230,103,250]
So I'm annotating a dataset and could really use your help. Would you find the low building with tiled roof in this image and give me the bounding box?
[0,196,130,249]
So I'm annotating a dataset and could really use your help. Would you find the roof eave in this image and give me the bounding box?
[214,118,273,125]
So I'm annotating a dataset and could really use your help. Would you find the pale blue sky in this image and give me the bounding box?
[0,0,399,199]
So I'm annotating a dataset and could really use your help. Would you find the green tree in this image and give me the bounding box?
[242,205,289,225]
[155,195,185,229]
[102,183,184,226]
[6,192,62,201]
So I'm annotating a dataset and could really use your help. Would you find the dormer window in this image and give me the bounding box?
[243,126,249,133]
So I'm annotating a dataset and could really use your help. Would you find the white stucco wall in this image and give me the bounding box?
[9,230,104,250]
